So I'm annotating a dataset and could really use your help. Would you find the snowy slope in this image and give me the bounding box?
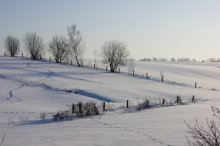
[0,56,220,146]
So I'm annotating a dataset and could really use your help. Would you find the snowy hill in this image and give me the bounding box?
[0,56,220,146]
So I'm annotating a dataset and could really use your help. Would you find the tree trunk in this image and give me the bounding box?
[75,56,81,67]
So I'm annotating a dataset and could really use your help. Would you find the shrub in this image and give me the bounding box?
[185,106,220,146]
[84,102,99,116]
[106,103,114,111]
[64,89,72,93]
[52,110,70,121]
[75,101,99,117]
[136,99,149,111]
[51,101,100,121]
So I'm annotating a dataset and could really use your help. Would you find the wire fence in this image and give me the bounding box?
[2,51,215,93]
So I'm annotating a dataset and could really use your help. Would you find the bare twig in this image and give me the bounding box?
[185,116,220,146]
[0,132,5,146]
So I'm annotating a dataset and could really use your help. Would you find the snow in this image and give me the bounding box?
[0,56,220,146]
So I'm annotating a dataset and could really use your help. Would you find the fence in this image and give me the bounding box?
[2,51,203,90]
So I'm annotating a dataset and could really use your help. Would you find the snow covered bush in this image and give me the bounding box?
[52,110,70,121]
[136,99,149,111]
[185,106,220,146]
[75,101,99,117]
[84,102,99,116]
[51,101,100,121]
[63,88,72,93]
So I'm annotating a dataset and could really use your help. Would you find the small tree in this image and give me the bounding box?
[67,24,84,67]
[4,35,20,57]
[48,35,69,63]
[127,58,135,74]
[23,32,44,60]
[101,40,129,72]
[171,57,176,62]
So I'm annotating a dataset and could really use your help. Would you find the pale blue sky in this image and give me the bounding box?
[0,0,220,60]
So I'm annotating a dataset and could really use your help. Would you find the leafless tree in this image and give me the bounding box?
[185,106,220,146]
[67,24,84,67]
[4,35,20,57]
[23,32,44,60]
[127,58,135,74]
[101,40,129,72]
[48,35,69,63]
[170,57,176,62]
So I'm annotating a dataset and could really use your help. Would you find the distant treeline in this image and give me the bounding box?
[139,57,220,62]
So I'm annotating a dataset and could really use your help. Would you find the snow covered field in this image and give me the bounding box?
[0,56,220,146]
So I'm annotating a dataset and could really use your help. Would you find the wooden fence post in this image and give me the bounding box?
[195,82,197,88]
[146,100,149,108]
[22,53,23,58]
[161,75,164,82]
[132,70,134,76]
[65,111,68,119]
[162,99,165,105]
[40,55,41,60]
[79,102,82,114]
[146,73,148,78]
[71,60,72,65]
[126,100,129,108]
[176,96,180,103]
[192,95,195,102]
[72,104,75,114]
[103,102,105,111]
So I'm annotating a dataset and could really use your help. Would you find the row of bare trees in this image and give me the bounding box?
[4,24,130,71]
[4,24,84,67]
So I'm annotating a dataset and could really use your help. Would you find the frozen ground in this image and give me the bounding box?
[0,56,220,146]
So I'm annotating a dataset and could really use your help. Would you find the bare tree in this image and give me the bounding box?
[127,58,135,74]
[4,35,19,57]
[67,24,84,67]
[170,57,176,62]
[48,35,69,63]
[101,40,129,72]
[185,106,220,146]
[23,32,44,60]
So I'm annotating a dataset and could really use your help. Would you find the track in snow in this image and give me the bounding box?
[93,117,172,146]
[0,62,55,104]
